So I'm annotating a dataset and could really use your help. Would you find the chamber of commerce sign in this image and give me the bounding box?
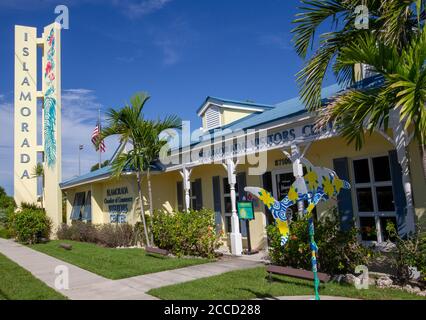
[104,187,133,223]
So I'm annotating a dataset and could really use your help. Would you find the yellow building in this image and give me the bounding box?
[60,76,426,256]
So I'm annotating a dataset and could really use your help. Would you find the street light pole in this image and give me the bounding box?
[78,145,84,176]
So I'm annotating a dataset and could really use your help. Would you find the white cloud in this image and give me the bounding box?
[0,100,14,195]
[0,0,173,19]
[60,89,118,181]
[0,89,119,195]
[115,0,173,19]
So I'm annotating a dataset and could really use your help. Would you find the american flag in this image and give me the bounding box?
[91,122,106,153]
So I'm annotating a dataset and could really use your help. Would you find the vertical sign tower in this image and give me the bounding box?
[14,22,62,229]
[14,26,38,205]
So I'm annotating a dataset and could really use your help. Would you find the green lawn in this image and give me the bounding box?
[30,240,210,280]
[148,267,426,300]
[0,253,66,300]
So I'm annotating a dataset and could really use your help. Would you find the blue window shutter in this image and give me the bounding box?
[333,158,354,231]
[177,181,183,212]
[82,191,92,222]
[194,178,203,210]
[389,150,408,237]
[237,172,248,237]
[212,176,222,234]
[70,192,85,221]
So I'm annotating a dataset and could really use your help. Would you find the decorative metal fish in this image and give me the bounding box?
[245,157,351,300]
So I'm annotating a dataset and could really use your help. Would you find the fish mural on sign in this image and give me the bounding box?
[44,28,57,168]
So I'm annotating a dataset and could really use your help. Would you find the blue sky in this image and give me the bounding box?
[0,0,336,195]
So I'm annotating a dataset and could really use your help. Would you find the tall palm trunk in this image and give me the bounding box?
[422,145,426,179]
[147,169,154,244]
[136,170,150,247]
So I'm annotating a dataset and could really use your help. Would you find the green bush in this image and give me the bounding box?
[0,191,16,228]
[385,223,426,284]
[151,209,222,258]
[0,226,11,239]
[11,208,52,244]
[57,222,136,248]
[267,208,371,275]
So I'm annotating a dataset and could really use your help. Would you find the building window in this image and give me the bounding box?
[352,156,397,243]
[70,192,86,221]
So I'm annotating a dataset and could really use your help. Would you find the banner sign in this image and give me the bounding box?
[237,201,255,220]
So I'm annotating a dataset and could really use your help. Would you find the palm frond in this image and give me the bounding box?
[292,0,350,58]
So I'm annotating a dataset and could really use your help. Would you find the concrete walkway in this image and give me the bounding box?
[257,296,359,300]
[0,239,260,300]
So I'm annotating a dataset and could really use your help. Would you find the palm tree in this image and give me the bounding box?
[140,118,180,242]
[317,29,426,148]
[100,93,152,247]
[292,1,426,234]
[32,163,45,209]
[292,0,425,112]
[100,93,180,247]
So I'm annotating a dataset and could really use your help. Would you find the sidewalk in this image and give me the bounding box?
[0,238,261,300]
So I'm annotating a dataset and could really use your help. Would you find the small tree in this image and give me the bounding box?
[100,93,150,246]
[32,163,45,209]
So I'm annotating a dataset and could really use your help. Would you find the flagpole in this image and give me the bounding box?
[98,108,102,168]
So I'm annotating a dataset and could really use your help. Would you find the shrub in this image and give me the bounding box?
[11,208,52,244]
[0,226,11,239]
[57,222,135,248]
[0,192,16,228]
[267,208,371,275]
[384,223,426,284]
[97,224,134,248]
[20,202,41,210]
[57,221,97,243]
[151,209,221,258]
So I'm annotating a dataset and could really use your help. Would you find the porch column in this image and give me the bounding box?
[394,120,416,234]
[179,167,192,212]
[283,144,309,217]
[223,158,243,256]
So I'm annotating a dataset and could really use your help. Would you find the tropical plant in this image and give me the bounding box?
[32,163,45,209]
[266,208,372,275]
[385,222,426,284]
[292,0,426,147]
[318,28,426,148]
[293,0,424,107]
[139,118,180,243]
[100,93,151,247]
[99,92,180,247]
[90,160,110,172]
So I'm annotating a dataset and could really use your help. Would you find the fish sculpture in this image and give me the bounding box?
[245,158,350,300]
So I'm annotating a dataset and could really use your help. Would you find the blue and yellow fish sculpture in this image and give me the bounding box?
[245,158,350,247]
[245,158,351,300]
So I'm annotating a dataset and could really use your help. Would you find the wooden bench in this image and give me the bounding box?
[266,265,331,284]
[145,247,169,256]
[59,243,73,251]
